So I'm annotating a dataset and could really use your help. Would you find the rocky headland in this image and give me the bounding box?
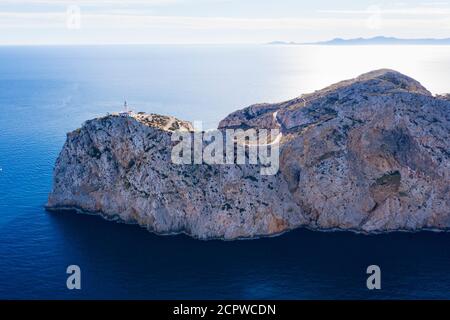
[46,69,450,239]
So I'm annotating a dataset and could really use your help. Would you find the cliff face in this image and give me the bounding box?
[47,70,450,239]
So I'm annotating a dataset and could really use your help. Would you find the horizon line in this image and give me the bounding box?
[3,36,450,47]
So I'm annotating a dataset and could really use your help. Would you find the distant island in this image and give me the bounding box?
[268,36,450,45]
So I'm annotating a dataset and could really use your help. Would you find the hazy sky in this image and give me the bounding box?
[1,0,450,44]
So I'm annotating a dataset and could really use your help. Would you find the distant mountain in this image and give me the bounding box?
[268,36,450,45]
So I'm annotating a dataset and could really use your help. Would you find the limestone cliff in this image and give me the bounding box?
[46,70,450,239]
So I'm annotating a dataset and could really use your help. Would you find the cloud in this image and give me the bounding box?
[0,0,181,4]
[0,1,449,44]
[0,11,365,30]
[319,6,450,16]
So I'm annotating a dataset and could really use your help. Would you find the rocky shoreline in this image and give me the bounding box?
[46,69,450,240]
[46,204,450,241]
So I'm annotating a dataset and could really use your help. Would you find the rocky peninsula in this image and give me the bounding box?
[46,69,450,239]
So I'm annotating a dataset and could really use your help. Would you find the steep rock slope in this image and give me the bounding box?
[47,70,450,238]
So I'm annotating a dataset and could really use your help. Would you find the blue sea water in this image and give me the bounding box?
[0,45,449,299]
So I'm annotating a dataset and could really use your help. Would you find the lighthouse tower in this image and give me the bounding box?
[119,100,132,117]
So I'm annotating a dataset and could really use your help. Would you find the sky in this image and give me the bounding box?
[0,0,449,45]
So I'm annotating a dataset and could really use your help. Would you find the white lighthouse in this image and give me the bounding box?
[119,100,133,117]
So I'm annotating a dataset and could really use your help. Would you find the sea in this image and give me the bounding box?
[0,44,449,299]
